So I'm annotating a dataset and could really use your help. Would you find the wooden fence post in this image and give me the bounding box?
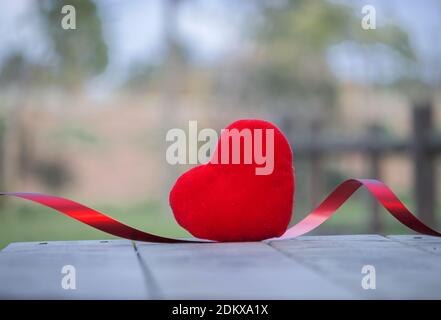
[309,120,323,210]
[413,102,436,227]
[367,125,382,233]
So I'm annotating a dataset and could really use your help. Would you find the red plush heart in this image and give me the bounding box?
[169,119,294,242]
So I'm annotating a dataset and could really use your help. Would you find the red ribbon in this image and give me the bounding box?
[1,178,439,242]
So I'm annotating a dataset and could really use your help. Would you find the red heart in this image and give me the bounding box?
[169,119,294,242]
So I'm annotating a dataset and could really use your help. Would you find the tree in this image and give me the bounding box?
[38,0,108,90]
[237,0,414,126]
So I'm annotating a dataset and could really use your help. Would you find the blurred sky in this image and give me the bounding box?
[0,0,440,91]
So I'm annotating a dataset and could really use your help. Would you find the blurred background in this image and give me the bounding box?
[0,0,440,248]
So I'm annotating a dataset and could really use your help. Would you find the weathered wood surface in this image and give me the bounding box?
[0,240,148,299]
[271,235,441,299]
[0,235,440,299]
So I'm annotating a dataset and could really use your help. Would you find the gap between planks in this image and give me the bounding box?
[268,234,441,299]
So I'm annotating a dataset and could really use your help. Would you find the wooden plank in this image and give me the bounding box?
[0,240,150,299]
[2,235,441,299]
[387,235,441,256]
[135,241,354,299]
[270,235,441,299]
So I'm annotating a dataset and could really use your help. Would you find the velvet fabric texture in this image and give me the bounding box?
[169,119,295,242]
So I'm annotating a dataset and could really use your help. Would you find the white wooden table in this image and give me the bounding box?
[1,235,440,299]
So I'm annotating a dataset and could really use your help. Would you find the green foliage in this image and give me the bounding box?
[352,24,415,60]
[0,54,27,84]
[33,160,72,191]
[49,125,102,146]
[38,0,108,87]
[0,53,55,86]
